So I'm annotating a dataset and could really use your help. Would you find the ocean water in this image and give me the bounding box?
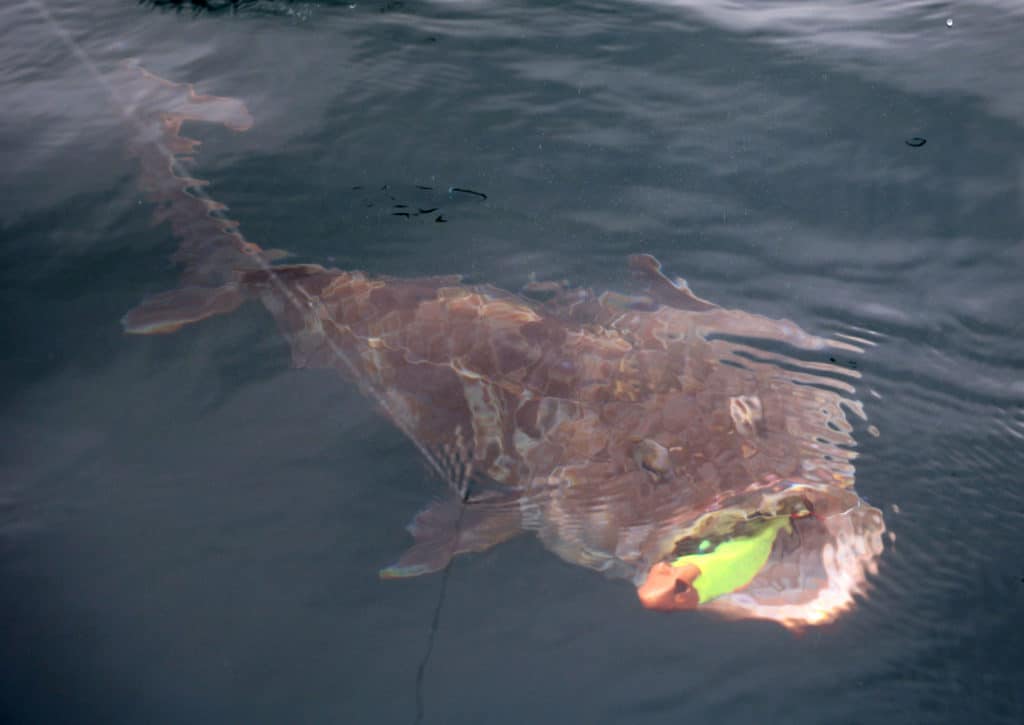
[2,1,1022,723]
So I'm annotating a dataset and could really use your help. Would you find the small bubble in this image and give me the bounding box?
[946,18,953,27]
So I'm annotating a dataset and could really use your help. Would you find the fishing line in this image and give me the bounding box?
[414,486,470,725]
[29,1,465,720]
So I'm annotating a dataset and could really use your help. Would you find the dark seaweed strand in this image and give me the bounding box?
[414,486,471,725]
[448,186,488,200]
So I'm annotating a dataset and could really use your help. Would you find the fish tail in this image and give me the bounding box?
[115,61,266,334]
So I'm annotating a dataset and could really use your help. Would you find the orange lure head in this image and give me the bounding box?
[637,561,701,610]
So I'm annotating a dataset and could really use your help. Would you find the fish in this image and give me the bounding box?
[115,62,885,629]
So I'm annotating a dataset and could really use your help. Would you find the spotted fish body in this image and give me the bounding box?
[118,63,885,628]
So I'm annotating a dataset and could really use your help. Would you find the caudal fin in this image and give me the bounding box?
[122,283,246,335]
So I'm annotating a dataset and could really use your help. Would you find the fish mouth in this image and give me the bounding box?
[637,485,886,629]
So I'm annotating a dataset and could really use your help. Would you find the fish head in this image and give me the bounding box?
[636,482,886,629]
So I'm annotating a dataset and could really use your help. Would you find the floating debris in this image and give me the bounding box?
[448,186,488,200]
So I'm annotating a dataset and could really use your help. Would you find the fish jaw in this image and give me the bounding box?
[634,497,886,628]
[702,503,885,630]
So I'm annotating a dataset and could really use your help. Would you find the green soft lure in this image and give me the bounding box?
[670,516,792,604]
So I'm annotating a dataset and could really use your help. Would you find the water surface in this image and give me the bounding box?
[2,1,1023,723]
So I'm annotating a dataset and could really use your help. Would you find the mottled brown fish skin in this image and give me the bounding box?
[238,260,860,577]
[117,63,884,624]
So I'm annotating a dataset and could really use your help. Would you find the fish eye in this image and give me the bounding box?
[791,498,815,519]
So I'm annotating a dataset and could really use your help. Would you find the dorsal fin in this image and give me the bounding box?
[628,254,717,312]
[115,61,261,288]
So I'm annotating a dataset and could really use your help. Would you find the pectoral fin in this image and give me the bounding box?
[380,494,524,579]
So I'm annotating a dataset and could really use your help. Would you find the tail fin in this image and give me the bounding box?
[114,61,263,334]
[121,282,245,334]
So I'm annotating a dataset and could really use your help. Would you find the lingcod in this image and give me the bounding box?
[116,62,885,629]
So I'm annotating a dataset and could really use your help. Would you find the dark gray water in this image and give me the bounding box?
[3,1,1023,723]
